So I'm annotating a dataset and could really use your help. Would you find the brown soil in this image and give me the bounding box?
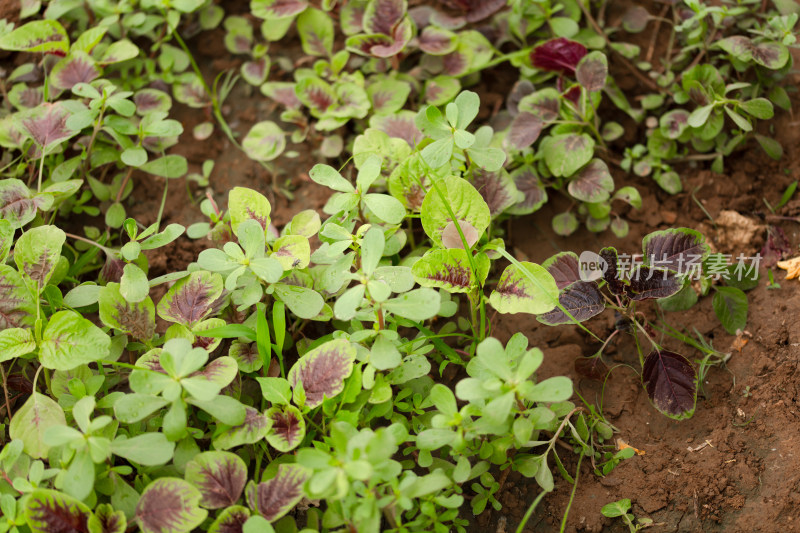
[120,11,800,533]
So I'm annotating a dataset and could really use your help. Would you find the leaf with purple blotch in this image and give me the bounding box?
[19,102,77,148]
[507,80,534,115]
[208,506,250,533]
[346,32,395,57]
[212,406,271,450]
[98,282,156,340]
[287,338,355,409]
[136,478,208,533]
[599,247,628,296]
[441,46,472,76]
[370,110,422,146]
[183,356,239,400]
[50,52,100,91]
[134,88,173,116]
[508,166,547,215]
[87,503,126,533]
[242,121,285,162]
[0,264,38,331]
[538,281,605,325]
[14,225,65,294]
[412,248,489,293]
[251,0,309,19]
[241,57,270,86]
[506,112,544,150]
[40,310,111,371]
[659,109,690,140]
[575,51,607,92]
[418,26,457,55]
[265,404,306,452]
[185,451,248,509]
[622,5,650,33]
[642,350,696,419]
[8,83,44,110]
[295,77,335,116]
[387,152,443,210]
[99,39,140,64]
[625,266,684,301]
[568,159,614,203]
[540,133,595,178]
[716,35,789,69]
[531,37,587,76]
[173,76,211,108]
[641,228,708,274]
[424,75,461,106]
[0,20,69,55]
[329,82,370,119]
[245,464,309,521]
[489,261,559,315]
[420,175,490,246]
[24,488,92,533]
[260,82,301,109]
[364,0,406,35]
[369,18,413,58]
[440,219,480,249]
[229,186,271,234]
[367,79,410,115]
[438,0,506,23]
[469,169,524,218]
[541,252,581,290]
[157,271,224,326]
[297,7,334,57]
[0,178,49,228]
[229,341,263,373]
[574,356,610,381]
[272,235,310,270]
[517,88,560,122]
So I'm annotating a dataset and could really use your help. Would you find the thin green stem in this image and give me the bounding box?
[559,451,585,533]
[515,490,549,533]
[36,152,45,193]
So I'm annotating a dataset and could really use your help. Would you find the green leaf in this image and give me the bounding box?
[140,155,188,178]
[10,393,66,459]
[0,20,69,54]
[111,433,175,465]
[256,377,293,405]
[114,393,169,423]
[273,283,324,320]
[40,310,111,370]
[308,164,356,193]
[712,286,747,334]
[136,478,208,533]
[363,193,406,224]
[739,98,774,120]
[755,134,783,160]
[121,263,149,303]
[272,235,310,270]
[420,176,490,246]
[383,288,441,321]
[601,499,631,518]
[489,262,559,314]
[0,327,35,363]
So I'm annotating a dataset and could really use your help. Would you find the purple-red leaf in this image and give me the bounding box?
[642,350,696,419]
[370,112,422,146]
[287,338,355,409]
[600,247,627,296]
[507,80,534,115]
[265,404,306,452]
[568,159,614,203]
[626,266,683,301]
[508,167,547,215]
[542,252,581,290]
[531,38,587,76]
[245,464,309,521]
[135,478,208,533]
[538,281,605,325]
[575,51,608,92]
[642,228,709,273]
[507,112,544,149]
[438,0,506,22]
[185,451,248,509]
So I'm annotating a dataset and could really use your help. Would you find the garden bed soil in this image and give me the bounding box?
[119,21,800,533]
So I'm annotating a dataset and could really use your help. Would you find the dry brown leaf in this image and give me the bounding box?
[616,438,645,455]
[777,256,800,279]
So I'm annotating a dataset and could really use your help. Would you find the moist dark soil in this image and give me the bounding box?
[120,14,800,533]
